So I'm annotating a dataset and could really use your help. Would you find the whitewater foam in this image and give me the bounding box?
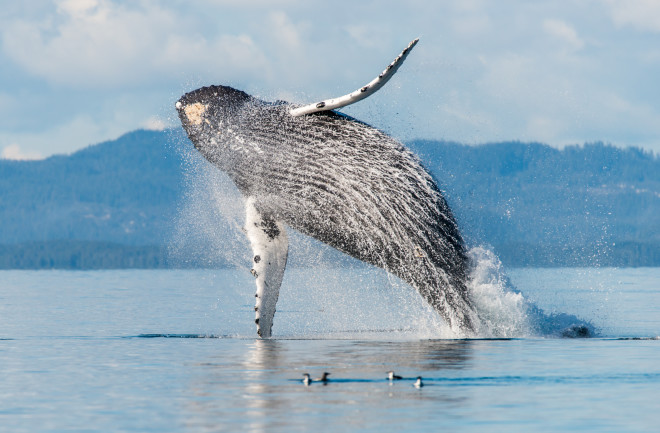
[466,246,595,338]
[466,247,532,337]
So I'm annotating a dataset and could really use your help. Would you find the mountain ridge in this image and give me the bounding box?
[0,129,657,268]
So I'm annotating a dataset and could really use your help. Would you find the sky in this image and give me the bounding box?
[1,0,660,160]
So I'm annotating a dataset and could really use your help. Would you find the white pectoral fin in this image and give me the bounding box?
[289,38,419,117]
[245,198,289,338]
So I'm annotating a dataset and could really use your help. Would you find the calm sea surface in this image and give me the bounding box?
[1,267,658,432]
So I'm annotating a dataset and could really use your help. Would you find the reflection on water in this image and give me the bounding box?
[243,340,283,433]
[358,340,473,371]
[185,339,474,431]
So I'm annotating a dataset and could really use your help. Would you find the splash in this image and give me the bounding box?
[466,247,532,337]
[466,246,595,338]
[168,141,249,269]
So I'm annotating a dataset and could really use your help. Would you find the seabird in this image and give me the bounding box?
[414,377,424,388]
[314,372,331,383]
[302,373,311,386]
[387,371,403,381]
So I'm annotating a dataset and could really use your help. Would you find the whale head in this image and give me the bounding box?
[175,86,262,173]
[175,85,252,127]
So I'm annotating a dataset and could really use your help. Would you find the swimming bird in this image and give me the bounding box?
[414,377,424,388]
[176,38,477,338]
[302,373,311,385]
[314,372,331,383]
[387,371,403,380]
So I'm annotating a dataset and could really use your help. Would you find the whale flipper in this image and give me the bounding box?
[245,197,289,338]
[289,38,419,117]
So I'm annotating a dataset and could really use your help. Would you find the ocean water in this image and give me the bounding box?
[0,266,658,432]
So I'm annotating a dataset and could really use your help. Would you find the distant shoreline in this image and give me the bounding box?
[1,240,657,270]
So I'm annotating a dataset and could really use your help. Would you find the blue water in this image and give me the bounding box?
[1,267,658,432]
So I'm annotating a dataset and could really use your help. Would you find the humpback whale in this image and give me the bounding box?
[176,39,477,338]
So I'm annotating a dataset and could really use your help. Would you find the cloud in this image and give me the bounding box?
[2,0,660,156]
[543,19,584,51]
[449,0,492,38]
[3,1,168,87]
[0,110,135,158]
[268,11,302,50]
[57,0,98,18]
[525,115,566,144]
[345,25,382,48]
[606,0,660,32]
[141,116,167,131]
[1,144,43,160]
[0,92,12,112]
[1,0,271,88]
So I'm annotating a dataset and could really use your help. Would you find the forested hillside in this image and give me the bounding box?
[0,129,185,245]
[0,129,657,268]
[411,140,660,266]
